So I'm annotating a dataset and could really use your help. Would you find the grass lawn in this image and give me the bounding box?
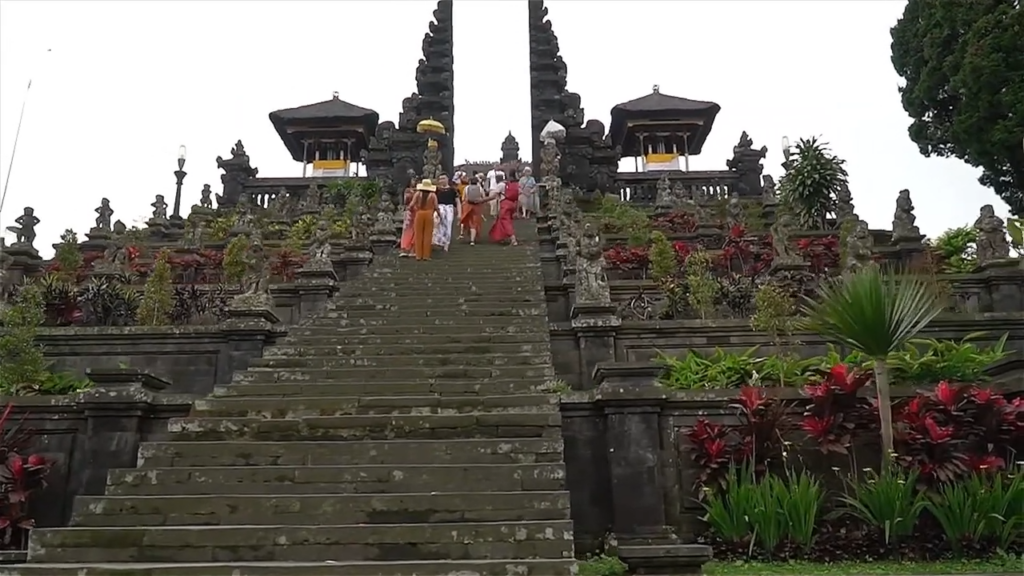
[703,556,1024,576]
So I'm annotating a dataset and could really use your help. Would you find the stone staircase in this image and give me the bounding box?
[7,222,577,576]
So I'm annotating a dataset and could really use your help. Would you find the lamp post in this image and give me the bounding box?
[171,145,186,225]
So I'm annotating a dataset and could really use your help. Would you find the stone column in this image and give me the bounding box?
[979,258,1024,313]
[571,304,620,390]
[341,245,374,281]
[218,308,283,381]
[295,266,339,319]
[594,365,713,576]
[4,244,42,287]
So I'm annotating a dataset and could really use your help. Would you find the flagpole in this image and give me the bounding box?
[0,48,51,224]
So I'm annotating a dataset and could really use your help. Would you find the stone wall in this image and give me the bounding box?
[560,362,1024,555]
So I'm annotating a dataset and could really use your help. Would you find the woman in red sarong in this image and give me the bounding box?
[488,172,519,246]
[398,174,417,256]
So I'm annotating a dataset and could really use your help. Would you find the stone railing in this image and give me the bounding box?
[559,361,1024,555]
[613,170,739,205]
[242,176,370,208]
[3,370,193,540]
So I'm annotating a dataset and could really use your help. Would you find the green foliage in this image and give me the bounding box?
[890,0,1024,216]
[223,236,250,287]
[323,178,381,208]
[685,249,718,320]
[0,285,90,396]
[595,195,651,247]
[577,555,627,576]
[926,472,1024,553]
[702,467,824,556]
[778,137,849,230]
[648,231,677,282]
[286,215,319,250]
[53,229,82,283]
[750,282,797,346]
[137,249,173,326]
[930,226,978,273]
[1007,217,1023,255]
[208,214,237,241]
[838,467,927,547]
[889,332,1009,385]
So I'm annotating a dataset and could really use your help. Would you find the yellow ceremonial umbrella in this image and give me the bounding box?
[416,118,446,135]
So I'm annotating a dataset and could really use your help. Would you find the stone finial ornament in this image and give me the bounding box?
[891,189,921,240]
[844,219,874,272]
[974,204,1011,265]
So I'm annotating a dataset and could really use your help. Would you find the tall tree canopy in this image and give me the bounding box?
[891,0,1024,215]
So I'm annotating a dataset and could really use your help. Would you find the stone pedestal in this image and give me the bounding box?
[3,244,42,287]
[341,245,374,281]
[370,233,397,255]
[892,233,927,268]
[978,258,1024,313]
[571,303,620,390]
[617,543,713,576]
[82,229,114,253]
[220,307,283,374]
[295,266,339,319]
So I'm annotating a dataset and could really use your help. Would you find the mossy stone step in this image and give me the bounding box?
[212,378,554,398]
[3,559,579,575]
[299,315,548,328]
[314,307,546,319]
[137,438,565,468]
[286,324,547,337]
[329,285,544,298]
[106,463,566,496]
[191,394,557,418]
[232,365,553,384]
[247,352,553,369]
[273,332,549,347]
[28,520,574,563]
[166,412,562,441]
[326,295,548,307]
[71,491,571,526]
[264,341,549,357]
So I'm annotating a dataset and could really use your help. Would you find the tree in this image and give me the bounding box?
[800,265,944,467]
[891,0,1024,215]
[778,137,849,230]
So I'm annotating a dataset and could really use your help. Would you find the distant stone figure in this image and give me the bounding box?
[5,207,39,248]
[974,204,1011,265]
[199,184,214,209]
[891,189,921,240]
[151,195,168,220]
[94,198,113,231]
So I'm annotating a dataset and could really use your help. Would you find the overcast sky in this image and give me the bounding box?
[0,0,1011,256]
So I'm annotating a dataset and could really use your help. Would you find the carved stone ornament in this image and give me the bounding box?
[94,239,131,274]
[303,220,334,271]
[231,233,273,311]
[199,184,214,209]
[5,207,39,249]
[974,204,1011,265]
[770,209,802,266]
[150,195,168,221]
[422,139,444,181]
[726,191,745,227]
[761,175,778,204]
[539,138,561,179]
[891,189,921,240]
[372,193,396,236]
[835,182,855,224]
[844,219,874,273]
[575,223,611,306]
[179,221,204,250]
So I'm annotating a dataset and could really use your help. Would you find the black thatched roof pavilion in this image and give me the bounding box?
[269,93,379,175]
[609,86,721,165]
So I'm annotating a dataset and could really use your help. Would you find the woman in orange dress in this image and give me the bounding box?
[410,179,440,261]
[487,172,520,246]
[459,176,487,245]
[399,174,417,257]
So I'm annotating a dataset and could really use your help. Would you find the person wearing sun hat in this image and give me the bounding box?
[409,179,440,261]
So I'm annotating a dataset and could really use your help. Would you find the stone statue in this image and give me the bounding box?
[112,220,127,236]
[540,138,561,179]
[844,219,874,272]
[233,192,256,232]
[216,140,259,209]
[372,193,396,236]
[422,139,444,181]
[299,184,322,212]
[95,239,131,274]
[770,210,802,266]
[180,221,204,250]
[305,220,333,269]
[5,207,39,248]
[231,233,273,310]
[654,174,672,210]
[151,195,168,221]
[761,175,778,204]
[727,191,745,227]
[672,181,704,220]
[726,131,768,197]
[94,198,113,231]
[267,188,292,217]
[835,182,855,224]
[199,184,214,209]
[575,223,611,306]
[974,204,1011,265]
[891,189,922,240]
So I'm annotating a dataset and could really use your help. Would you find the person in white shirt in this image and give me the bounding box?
[487,171,505,217]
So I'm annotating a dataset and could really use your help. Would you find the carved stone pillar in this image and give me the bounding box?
[571,304,620,390]
[340,246,374,281]
[979,258,1024,313]
[4,245,42,287]
[295,267,339,319]
[219,308,282,379]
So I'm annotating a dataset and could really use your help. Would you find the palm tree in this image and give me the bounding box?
[800,265,944,466]
[779,137,849,230]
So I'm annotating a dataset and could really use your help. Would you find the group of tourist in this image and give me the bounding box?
[398,166,539,261]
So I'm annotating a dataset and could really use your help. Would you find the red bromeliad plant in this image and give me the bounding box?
[894,381,1023,485]
[685,386,790,489]
[719,226,774,276]
[796,236,840,274]
[270,249,309,282]
[802,364,874,454]
[197,250,225,283]
[603,245,650,273]
[0,404,50,550]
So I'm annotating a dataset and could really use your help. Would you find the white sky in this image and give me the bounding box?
[0,0,1011,256]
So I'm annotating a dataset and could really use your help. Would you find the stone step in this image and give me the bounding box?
[212,378,554,398]
[327,295,547,308]
[276,333,548,347]
[232,365,553,384]
[106,463,565,495]
[265,340,549,356]
[192,394,557,418]
[27,520,574,563]
[287,324,547,337]
[166,412,561,441]
[300,315,548,328]
[339,279,545,290]
[309,308,546,321]
[331,285,544,298]
[137,438,565,468]
[247,353,552,370]
[4,559,578,575]
[72,491,571,526]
